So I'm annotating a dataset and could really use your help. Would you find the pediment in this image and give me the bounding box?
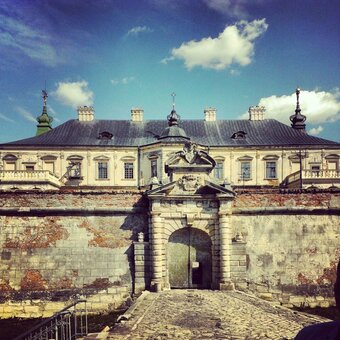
[165,142,216,175]
[147,175,235,198]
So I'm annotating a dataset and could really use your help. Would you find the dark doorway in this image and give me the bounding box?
[168,227,212,288]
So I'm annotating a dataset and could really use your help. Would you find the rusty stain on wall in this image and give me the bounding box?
[79,219,132,248]
[21,270,46,291]
[5,217,69,249]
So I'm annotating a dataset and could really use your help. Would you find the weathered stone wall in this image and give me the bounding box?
[232,191,340,308]
[0,191,148,318]
[0,190,339,318]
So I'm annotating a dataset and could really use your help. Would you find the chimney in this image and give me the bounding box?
[131,108,144,122]
[249,105,265,121]
[78,106,94,121]
[204,108,217,121]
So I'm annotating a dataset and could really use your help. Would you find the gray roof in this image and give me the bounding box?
[2,119,340,148]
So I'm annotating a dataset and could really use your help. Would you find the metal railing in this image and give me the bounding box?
[14,300,88,340]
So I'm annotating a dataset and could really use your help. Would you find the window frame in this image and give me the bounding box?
[97,161,109,180]
[240,161,251,180]
[151,159,158,178]
[124,162,134,180]
[265,161,277,179]
[66,155,83,179]
[214,161,224,180]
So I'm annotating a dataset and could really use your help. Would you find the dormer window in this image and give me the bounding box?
[231,131,247,139]
[98,131,113,140]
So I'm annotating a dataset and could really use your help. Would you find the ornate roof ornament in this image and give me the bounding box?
[167,93,180,126]
[36,89,53,136]
[290,87,306,131]
[159,93,189,141]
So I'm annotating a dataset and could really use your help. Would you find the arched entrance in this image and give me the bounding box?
[168,227,212,289]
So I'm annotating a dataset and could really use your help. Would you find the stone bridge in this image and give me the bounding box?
[96,290,327,340]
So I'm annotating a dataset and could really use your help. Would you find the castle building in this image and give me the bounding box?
[0,90,339,317]
[0,89,339,191]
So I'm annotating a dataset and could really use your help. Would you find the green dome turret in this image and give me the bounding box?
[36,90,53,136]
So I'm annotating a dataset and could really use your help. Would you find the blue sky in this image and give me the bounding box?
[0,0,339,143]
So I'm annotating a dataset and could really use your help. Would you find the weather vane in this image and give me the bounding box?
[42,90,48,106]
[41,80,48,106]
[171,92,176,110]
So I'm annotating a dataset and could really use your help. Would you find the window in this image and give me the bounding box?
[3,154,17,170]
[98,162,108,179]
[66,155,83,179]
[41,156,57,174]
[68,162,82,178]
[266,161,277,179]
[44,162,55,174]
[231,131,247,139]
[214,161,224,180]
[240,161,251,180]
[25,165,34,172]
[5,162,16,171]
[151,159,157,178]
[311,165,320,176]
[124,162,134,179]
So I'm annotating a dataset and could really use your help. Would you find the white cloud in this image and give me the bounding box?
[164,19,268,71]
[53,81,94,108]
[203,0,266,18]
[309,126,324,136]
[203,0,248,18]
[241,89,340,125]
[0,112,14,123]
[127,26,152,36]
[110,77,135,85]
[16,106,36,123]
[0,14,59,67]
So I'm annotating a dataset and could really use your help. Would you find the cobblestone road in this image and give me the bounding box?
[107,290,327,340]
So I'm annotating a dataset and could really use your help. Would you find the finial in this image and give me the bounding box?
[171,92,176,110]
[42,89,48,107]
[290,87,306,131]
[295,87,300,110]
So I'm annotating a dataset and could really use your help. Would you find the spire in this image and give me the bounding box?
[158,93,189,141]
[36,89,53,136]
[290,87,306,131]
[167,92,180,126]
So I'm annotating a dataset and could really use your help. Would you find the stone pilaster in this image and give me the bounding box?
[219,213,234,290]
[150,212,163,292]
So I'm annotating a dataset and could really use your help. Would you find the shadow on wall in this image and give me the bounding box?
[120,195,149,294]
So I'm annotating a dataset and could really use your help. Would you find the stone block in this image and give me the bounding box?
[307,302,319,308]
[258,292,273,301]
[99,294,114,303]
[289,296,305,306]
[319,301,330,308]
[231,249,246,255]
[230,255,246,261]
[24,306,40,314]
[315,296,325,301]
[89,302,109,311]
[44,302,66,311]
[230,265,246,272]
[255,285,269,293]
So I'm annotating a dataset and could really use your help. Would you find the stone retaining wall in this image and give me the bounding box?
[0,190,339,318]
